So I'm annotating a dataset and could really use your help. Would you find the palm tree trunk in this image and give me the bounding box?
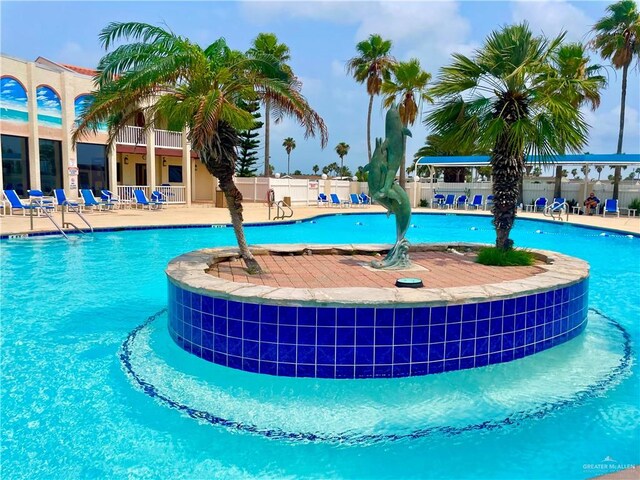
[492,150,523,251]
[367,95,374,162]
[264,101,271,176]
[613,62,629,200]
[287,153,290,176]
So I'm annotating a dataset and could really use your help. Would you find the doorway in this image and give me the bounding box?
[135,163,147,185]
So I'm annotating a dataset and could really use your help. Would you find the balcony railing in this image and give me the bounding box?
[116,185,186,204]
[116,126,183,149]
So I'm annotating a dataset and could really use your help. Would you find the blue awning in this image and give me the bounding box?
[416,153,640,167]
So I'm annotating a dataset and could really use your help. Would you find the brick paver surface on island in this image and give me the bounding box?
[210,251,545,289]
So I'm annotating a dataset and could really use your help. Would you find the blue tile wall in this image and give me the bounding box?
[167,278,589,379]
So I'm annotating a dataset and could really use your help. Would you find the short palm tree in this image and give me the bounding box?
[312,164,319,175]
[248,33,292,177]
[334,142,350,177]
[382,58,433,187]
[591,0,640,199]
[346,34,395,161]
[282,137,296,176]
[427,23,590,250]
[73,22,327,273]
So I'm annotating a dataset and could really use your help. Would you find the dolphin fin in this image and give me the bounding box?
[403,128,412,138]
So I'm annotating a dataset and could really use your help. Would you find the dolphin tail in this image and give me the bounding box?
[403,127,412,138]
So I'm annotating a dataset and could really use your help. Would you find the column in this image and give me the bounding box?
[27,63,41,191]
[59,72,75,195]
[108,143,117,192]
[181,128,192,206]
[146,124,156,189]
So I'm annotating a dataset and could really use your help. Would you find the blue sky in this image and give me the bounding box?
[2,1,639,175]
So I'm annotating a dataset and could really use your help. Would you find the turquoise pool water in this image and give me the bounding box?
[1,213,638,479]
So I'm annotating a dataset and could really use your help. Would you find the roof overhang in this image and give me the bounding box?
[416,153,640,167]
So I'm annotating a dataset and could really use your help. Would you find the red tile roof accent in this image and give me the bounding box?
[61,64,97,76]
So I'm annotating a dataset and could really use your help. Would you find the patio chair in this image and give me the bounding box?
[28,189,55,210]
[602,199,619,218]
[442,194,455,209]
[3,189,45,216]
[359,192,371,206]
[151,190,167,209]
[133,189,162,210]
[468,194,484,210]
[455,195,468,209]
[430,193,445,208]
[53,189,82,212]
[484,194,494,210]
[81,189,114,211]
[350,193,362,207]
[533,197,548,212]
[317,193,329,207]
[101,190,122,209]
[329,193,349,208]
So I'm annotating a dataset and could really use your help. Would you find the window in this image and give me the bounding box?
[168,165,183,183]
[39,139,62,194]
[77,143,108,194]
[1,135,30,197]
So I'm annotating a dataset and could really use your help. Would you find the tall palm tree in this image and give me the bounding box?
[248,33,292,177]
[312,164,319,175]
[282,137,296,176]
[596,165,604,180]
[549,42,606,198]
[427,23,590,250]
[591,0,640,199]
[382,58,433,188]
[334,142,350,177]
[73,22,327,273]
[346,34,395,161]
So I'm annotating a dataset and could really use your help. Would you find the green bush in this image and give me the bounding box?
[476,247,535,266]
[419,199,429,208]
[628,198,640,212]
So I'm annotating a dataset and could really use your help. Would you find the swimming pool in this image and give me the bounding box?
[1,213,638,479]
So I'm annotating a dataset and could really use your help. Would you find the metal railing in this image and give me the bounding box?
[155,129,182,149]
[116,185,186,204]
[116,126,146,146]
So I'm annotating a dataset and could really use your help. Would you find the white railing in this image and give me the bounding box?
[116,126,146,146]
[116,185,186,204]
[117,185,150,202]
[155,129,182,149]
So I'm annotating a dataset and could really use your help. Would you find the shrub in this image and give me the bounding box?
[419,199,429,208]
[476,247,535,266]
[628,198,640,212]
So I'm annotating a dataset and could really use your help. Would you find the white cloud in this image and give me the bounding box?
[510,0,593,42]
[331,59,346,77]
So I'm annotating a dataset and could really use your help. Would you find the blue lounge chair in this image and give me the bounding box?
[431,193,445,208]
[81,189,114,211]
[3,189,44,216]
[602,199,619,218]
[484,194,494,210]
[533,197,548,212]
[442,194,455,209]
[350,193,362,207]
[151,191,167,209]
[455,195,468,209]
[329,193,348,208]
[359,192,371,206]
[133,189,162,210]
[101,189,121,209]
[53,189,81,211]
[468,194,484,210]
[28,189,55,209]
[317,193,329,207]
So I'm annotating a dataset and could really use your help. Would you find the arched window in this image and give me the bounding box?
[36,85,62,128]
[1,76,28,124]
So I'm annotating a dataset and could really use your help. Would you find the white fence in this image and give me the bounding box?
[233,177,352,205]
[155,129,182,149]
[116,126,146,146]
[116,185,186,204]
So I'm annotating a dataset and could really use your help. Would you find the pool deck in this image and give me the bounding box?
[1,203,638,236]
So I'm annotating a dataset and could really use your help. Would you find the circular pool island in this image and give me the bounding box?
[166,243,589,379]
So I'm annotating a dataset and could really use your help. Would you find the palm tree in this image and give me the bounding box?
[282,137,296,176]
[596,165,604,180]
[346,34,395,161]
[335,142,350,177]
[73,22,327,273]
[382,58,433,188]
[312,164,319,175]
[427,23,590,250]
[571,168,579,179]
[248,33,292,177]
[591,0,640,199]
[550,42,607,198]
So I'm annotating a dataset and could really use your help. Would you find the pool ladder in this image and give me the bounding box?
[270,200,294,220]
[29,200,93,239]
[543,201,569,222]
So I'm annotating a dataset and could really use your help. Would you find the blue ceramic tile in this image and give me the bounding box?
[214,352,227,366]
[278,344,296,363]
[525,328,535,345]
[261,304,278,324]
[490,300,504,318]
[277,363,295,377]
[394,346,411,363]
[503,332,514,350]
[446,323,461,341]
[544,323,553,339]
[376,308,394,327]
[260,343,277,361]
[316,365,335,378]
[228,355,242,369]
[191,345,202,358]
[476,320,489,337]
[356,308,375,326]
[413,325,429,344]
[183,307,192,326]
[413,307,429,326]
[318,307,337,326]
[297,345,315,364]
[279,306,297,325]
[228,338,242,356]
[298,326,316,345]
[395,326,411,345]
[515,313,526,331]
[228,319,242,338]
[242,358,259,373]
[202,332,214,350]
[228,301,242,320]
[429,343,444,361]
[545,291,554,308]
[202,295,213,313]
[356,328,374,346]
[278,325,297,344]
[515,296,526,314]
[428,361,444,374]
[447,305,462,323]
[298,307,316,326]
[431,306,446,324]
[243,340,259,359]
[460,357,475,370]
[337,347,355,365]
[490,318,503,335]
[393,364,410,377]
[461,322,476,340]
[191,292,202,311]
[317,346,336,364]
[201,313,213,332]
[355,365,374,378]
[445,341,460,359]
[476,337,489,355]
[356,346,374,364]
[317,327,336,346]
[337,328,355,346]
[412,345,428,362]
[202,348,214,362]
[504,298,516,316]
[475,354,489,367]
[460,339,475,357]
[374,365,392,378]
[375,327,393,346]
[337,308,356,326]
[411,363,428,376]
[214,316,227,335]
[488,352,502,364]
[395,308,412,326]
[477,302,491,320]
[244,321,259,341]
[535,309,545,325]
[489,336,502,353]
[514,331,525,348]
[501,349,514,362]
[243,303,259,322]
[444,359,460,372]
[260,323,277,343]
[430,324,445,343]
[213,298,227,317]
[375,346,393,364]
[296,364,316,377]
[336,366,355,379]
[503,315,515,333]
[462,304,477,322]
